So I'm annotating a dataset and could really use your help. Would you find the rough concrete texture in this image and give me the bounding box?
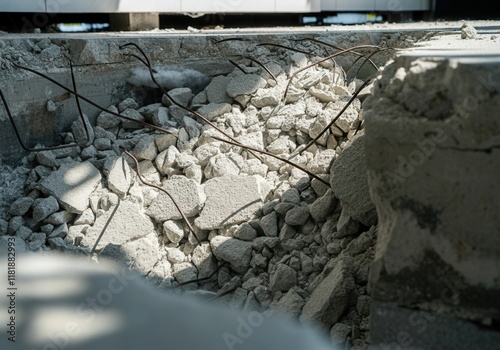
[82,200,154,250]
[363,29,500,346]
[195,175,271,230]
[39,161,102,214]
[330,135,377,226]
[2,22,499,349]
[301,256,355,328]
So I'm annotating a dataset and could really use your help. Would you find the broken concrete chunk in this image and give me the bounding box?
[226,74,267,97]
[118,97,139,112]
[205,75,233,104]
[32,196,59,224]
[270,263,297,292]
[197,103,232,121]
[82,200,154,251]
[192,243,217,279]
[71,113,94,146]
[146,177,203,222]
[210,236,252,274]
[107,156,132,198]
[300,256,355,328]
[97,106,121,129]
[39,161,101,214]
[163,220,185,244]
[330,136,377,226]
[9,197,34,217]
[100,237,159,276]
[121,108,145,129]
[162,87,193,107]
[285,206,310,226]
[260,211,279,237]
[195,175,271,230]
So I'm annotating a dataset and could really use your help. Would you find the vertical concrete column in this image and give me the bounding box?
[110,13,159,31]
[363,55,500,349]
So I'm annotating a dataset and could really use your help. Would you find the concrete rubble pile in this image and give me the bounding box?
[0,52,378,349]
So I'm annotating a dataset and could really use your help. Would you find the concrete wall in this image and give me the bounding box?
[364,53,500,349]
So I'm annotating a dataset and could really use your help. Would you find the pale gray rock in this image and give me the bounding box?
[32,196,59,224]
[39,161,101,214]
[71,113,94,146]
[274,202,295,216]
[309,87,336,103]
[100,236,159,276]
[205,75,233,104]
[162,88,193,107]
[81,145,97,160]
[251,90,280,108]
[36,151,57,168]
[281,188,300,204]
[132,135,157,161]
[300,252,314,274]
[97,106,121,129]
[197,103,232,121]
[184,164,203,184]
[193,143,220,166]
[44,210,74,226]
[94,138,112,151]
[307,149,336,174]
[226,74,267,98]
[9,197,34,216]
[461,23,478,39]
[336,208,360,238]
[309,189,338,223]
[107,156,132,198]
[285,206,310,226]
[300,256,355,328]
[210,236,252,274]
[155,132,178,152]
[195,175,271,230]
[16,226,32,240]
[163,220,185,244]
[330,136,377,226]
[151,106,170,127]
[204,153,243,179]
[183,116,202,139]
[48,223,68,238]
[118,98,139,112]
[27,232,46,251]
[272,289,305,320]
[192,243,217,279]
[8,217,24,235]
[146,177,202,222]
[74,208,95,226]
[121,108,145,129]
[137,103,161,122]
[234,223,258,241]
[82,201,154,251]
[173,262,198,284]
[165,247,186,264]
[270,263,297,292]
[260,211,279,237]
[330,323,352,346]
